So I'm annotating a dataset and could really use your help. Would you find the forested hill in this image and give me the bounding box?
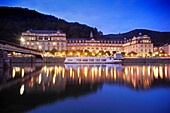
[105,29,170,46]
[0,7,102,44]
[0,7,170,46]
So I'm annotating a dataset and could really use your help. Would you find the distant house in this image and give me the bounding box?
[20,29,66,51]
[160,43,170,56]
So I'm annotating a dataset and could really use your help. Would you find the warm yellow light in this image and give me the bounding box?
[20,84,24,95]
[70,52,73,55]
[39,45,42,49]
[84,67,88,77]
[20,38,25,42]
[21,68,24,78]
[85,53,87,56]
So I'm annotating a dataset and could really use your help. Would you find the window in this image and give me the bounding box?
[145,45,147,47]
[145,49,147,52]
[141,45,143,47]
[141,49,143,52]
[149,49,151,52]
[149,45,151,47]
[39,38,42,40]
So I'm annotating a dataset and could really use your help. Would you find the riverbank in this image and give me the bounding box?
[122,58,170,63]
[1,57,170,68]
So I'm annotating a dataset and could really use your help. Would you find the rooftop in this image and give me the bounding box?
[26,29,64,33]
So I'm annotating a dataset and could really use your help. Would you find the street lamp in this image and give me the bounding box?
[20,38,25,42]
[39,45,42,50]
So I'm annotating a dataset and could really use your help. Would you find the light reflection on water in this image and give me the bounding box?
[2,64,170,93]
[0,63,170,113]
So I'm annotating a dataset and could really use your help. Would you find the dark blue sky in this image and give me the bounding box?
[0,0,170,34]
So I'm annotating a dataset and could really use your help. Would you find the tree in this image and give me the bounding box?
[148,52,152,57]
[104,51,111,56]
[121,52,126,56]
[50,48,58,55]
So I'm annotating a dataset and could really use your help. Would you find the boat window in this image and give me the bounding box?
[101,59,106,61]
[95,59,100,61]
[76,59,81,61]
[83,59,88,61]
[89,59,94,61]
[68,59,73,61]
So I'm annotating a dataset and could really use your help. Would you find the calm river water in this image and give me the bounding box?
[0,63,170,113]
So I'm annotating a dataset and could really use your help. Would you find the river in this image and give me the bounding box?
[0,63,170,113]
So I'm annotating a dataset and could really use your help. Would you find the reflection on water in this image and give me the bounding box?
[0,63,170,113]
[1,64,170,93]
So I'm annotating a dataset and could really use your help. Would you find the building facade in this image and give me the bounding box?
[159,43,170,56]
[20,30,153,57]
[67,33,153,57]
[20,29,66,51]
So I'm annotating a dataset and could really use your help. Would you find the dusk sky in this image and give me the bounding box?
[0,0,170,34]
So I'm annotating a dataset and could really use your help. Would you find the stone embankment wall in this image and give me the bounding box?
[43,57,65,63]
[122,58,170,63]
[8,57,65,63]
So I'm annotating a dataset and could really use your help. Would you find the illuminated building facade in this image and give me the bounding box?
[67,33,154,57]
[159,43,170,56]
[20,29,66,51]
[20,29,153,56]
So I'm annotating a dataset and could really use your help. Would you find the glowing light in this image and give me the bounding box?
[79,78,81,85]
[95,67,97,76]
[20,84,24,95]
[85,53,87,56]
[143,66,145,76]
[70,67,72,77]
[114,67,116,80]
[131,67,133,75]
[84,67,88,77]
[159,66,163,79]
[106,67,108,77]
[78,67,80,77]
[99,66,101,77]
[154,67,158,79]
[111,68,113,78]
[62,68,65,78]
[46,69,49,77]
[165,65,167,78]
[12,69,16,78]
[92,67,94,77]
[44,66,47,73]
[38,74,42,84]
[39,45,42,49]
[73,71,75,78]
[53,74,56,84]
[148,66,150,76]
[137,67,139,76]
[20,38,25,42]
[125,67,128,76]
[21,68,24,78]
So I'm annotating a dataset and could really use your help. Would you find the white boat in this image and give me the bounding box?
[64,57,122,64]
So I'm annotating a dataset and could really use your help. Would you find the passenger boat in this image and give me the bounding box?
[64,57,122,64]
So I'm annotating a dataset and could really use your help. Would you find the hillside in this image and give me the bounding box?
[105,29,170,46]
[0,7,102,44]
[0,7,170,46]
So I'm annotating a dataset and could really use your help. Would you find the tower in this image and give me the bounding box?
[90,31,93,38]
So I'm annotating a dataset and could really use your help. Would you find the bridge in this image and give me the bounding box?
[0,40,42,58]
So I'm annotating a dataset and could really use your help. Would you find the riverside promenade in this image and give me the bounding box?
[122,58,170,63]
